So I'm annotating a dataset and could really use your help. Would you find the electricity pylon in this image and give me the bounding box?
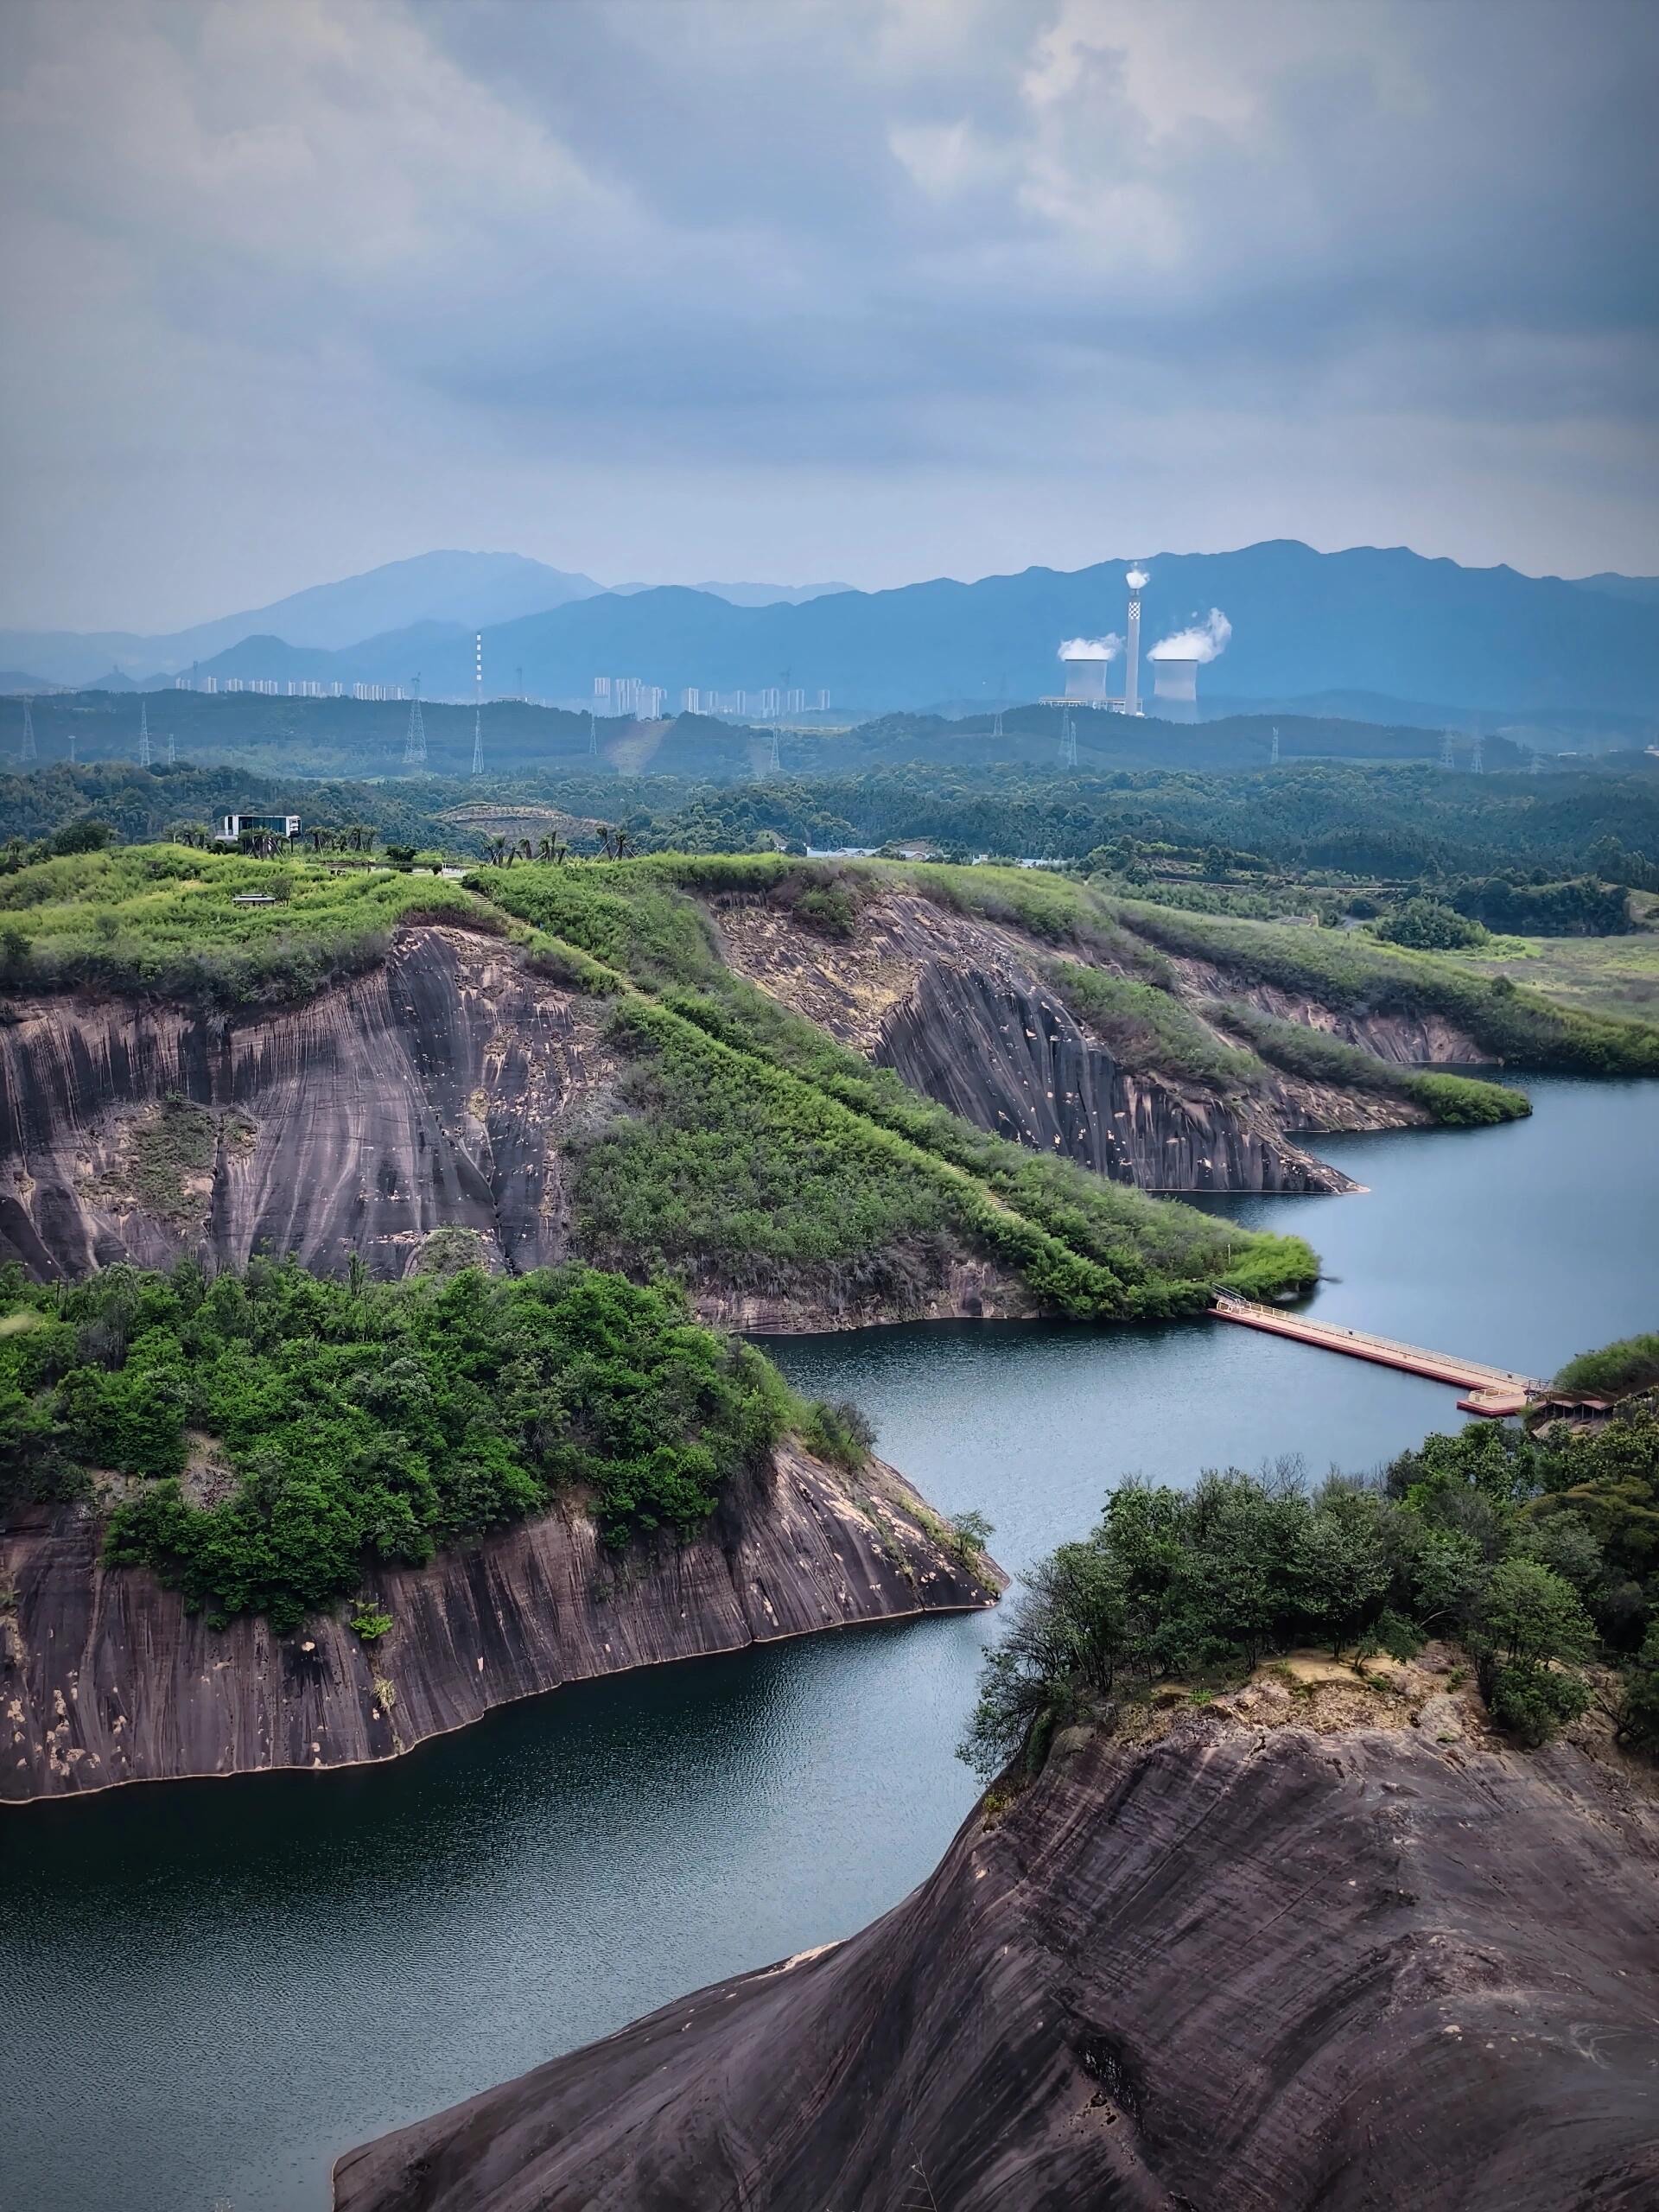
[470,632,483,774]
[1440,728,1456,769]
[1269,724,1280,765]
[1470,732,1484,773]
[20,696,36,763]
[403,676,426,767]
[1059,709,1077,769]
[138,704,151,767]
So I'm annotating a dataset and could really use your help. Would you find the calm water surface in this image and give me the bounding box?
[5,1075,1656,2212]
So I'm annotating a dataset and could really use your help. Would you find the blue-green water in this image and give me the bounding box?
[3,1077,1656,2212]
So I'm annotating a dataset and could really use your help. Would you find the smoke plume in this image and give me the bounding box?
[1148,607,1231,663]
[1059,633,1122,661]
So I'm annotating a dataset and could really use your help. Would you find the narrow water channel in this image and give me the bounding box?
[4,1076,1655,2212]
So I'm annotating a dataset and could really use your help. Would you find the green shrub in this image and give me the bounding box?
[1374,898,1490,951]
[350,1606,394,1643]
[2,1258,801,1630]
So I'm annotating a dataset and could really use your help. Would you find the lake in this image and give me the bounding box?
[4,1074,1655,2212]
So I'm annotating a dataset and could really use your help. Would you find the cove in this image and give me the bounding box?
[3,1075,1655,2212]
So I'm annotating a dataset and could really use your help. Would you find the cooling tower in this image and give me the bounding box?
[1061,654,1109,703]
[1151,658,1198,721]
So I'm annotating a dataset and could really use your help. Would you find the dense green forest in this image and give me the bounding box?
[0,1258,839,1630]
[963,1367,1659,1776]
[4,744,1658,893]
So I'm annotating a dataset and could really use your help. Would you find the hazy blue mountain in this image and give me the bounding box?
[33,541,1659,715]
[0,551,603,686]
[450,541,1659,715]
[1564,572,1659,605]
[607,580,855,607]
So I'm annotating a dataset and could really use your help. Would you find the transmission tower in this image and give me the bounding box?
[1469,731,1484,774]
[1529,745,1542,775]
[588,709,597,757]
[138,703,151,768]
[1059,709,1077,770]
[167,732,176,766]
[1440,728,1456,770]
[20,696,36,763]
[471,632,484,775]
[1269,724,1281,766]
[767,726,782,774]
[403,676,427,767]
[992,707,1003,740]
[67,728,77,766]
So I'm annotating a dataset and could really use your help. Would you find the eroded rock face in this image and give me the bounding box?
[0,929,604,1281]
[333,1710,1659,2212]
[0,1445,996,1802]
[713,889,1411,1194]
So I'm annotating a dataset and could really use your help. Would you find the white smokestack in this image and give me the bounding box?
[1122,567,1147,715]
[1149,608,1231,664]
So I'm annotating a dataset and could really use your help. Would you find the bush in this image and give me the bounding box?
[3,1259,801,1630]
[351,1606,394,1643]
[1374,899,1491,951]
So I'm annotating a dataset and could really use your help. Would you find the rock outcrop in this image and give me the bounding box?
[713,888,1433,1194]
[333,1678,1659,2212]
[0,928,602,1281]
[1,1445,996,1802]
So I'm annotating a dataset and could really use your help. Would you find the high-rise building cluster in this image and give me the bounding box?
[672,683,829,719]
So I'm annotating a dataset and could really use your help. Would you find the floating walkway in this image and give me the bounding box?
[1210,1293,1541,1416]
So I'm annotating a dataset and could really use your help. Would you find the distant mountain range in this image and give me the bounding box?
[3,541,1656,718]
[0,555,856,688]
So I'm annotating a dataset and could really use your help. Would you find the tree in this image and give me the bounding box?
[1374,897,1489,951]
[1290,1505,1390,1655]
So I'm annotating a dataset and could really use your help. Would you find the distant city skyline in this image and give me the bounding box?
[1,0,1655,632]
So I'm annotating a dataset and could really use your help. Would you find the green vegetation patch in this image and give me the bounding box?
[1213,1001,1529,1126]
[1110,898,1659,1076]
[0,845,506,1008]
[963,1389,1659,1777]
[1044,962,1264,1094]
[1551,1333,1659,1402]
[475,861,1316,1319]
[1,1258,802,1630]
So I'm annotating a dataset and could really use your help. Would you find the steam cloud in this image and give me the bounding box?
[1059,633,1122,661]
[1126,567,1150,590]
[1148,607,1232,664]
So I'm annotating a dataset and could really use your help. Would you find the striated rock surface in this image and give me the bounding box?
[713,888,1427,1193]
[334,1686,1659,2212]
[0,1444,996,1802]
[0,928,605,1281]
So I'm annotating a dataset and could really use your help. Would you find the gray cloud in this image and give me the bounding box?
[0,0,1654,631]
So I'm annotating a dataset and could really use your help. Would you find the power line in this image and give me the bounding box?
[403,675,426,767]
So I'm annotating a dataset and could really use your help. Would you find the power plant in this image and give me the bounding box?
[1052,567,1231,725]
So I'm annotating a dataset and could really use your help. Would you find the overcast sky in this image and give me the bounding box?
[2,0,1656,632]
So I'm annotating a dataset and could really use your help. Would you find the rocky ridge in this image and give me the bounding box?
[333,1655,1659,2212]
[1,1442,996,1802]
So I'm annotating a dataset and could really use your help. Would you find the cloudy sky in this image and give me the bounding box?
[2,0,1656,631]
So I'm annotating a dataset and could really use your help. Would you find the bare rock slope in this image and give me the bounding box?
[0,929,601,1281]
[2,1445,995,1803]
[334,1679,1659,2212]
[713,887,1451,1195]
